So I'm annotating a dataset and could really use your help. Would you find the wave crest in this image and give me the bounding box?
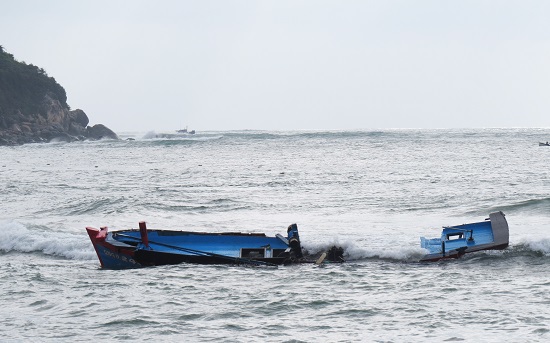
[303,237,550,263]
[487,198,550,215]
[516,238,550,256]
[0,220,96,260]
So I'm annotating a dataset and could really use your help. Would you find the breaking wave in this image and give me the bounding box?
[487,197,550,215]
[2,219,548,266]
[141,131,223,141]
[134,129,441,143]
[515,237,550,256]
[0,220,96,260]
[302,240,428,262]
[303,237,550,263]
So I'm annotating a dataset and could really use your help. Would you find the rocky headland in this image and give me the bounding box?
[0,46,118,146]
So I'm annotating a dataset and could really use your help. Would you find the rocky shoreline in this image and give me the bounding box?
[0,46,118,146]
[0,95,118,146]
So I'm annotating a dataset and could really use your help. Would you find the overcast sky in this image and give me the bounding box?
[2,0,550,132]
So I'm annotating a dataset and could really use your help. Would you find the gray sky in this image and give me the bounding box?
[2,0,550,132]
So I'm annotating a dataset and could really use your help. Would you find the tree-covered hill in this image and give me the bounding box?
[0,45,68,120]
[0,46,117,145]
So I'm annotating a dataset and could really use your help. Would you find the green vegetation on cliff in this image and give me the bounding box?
[0,46,118,145]
[0,45,68,125]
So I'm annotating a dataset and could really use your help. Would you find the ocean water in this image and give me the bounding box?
[1,128,549,342]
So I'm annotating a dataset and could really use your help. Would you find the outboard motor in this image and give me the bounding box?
[287,224,303,259]
[326,245,345,262]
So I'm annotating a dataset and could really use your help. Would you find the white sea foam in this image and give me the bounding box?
[0,220,96,260]
[142,130,158,139]
[302,239,427,262]
[519,237,550,255]
[343,242,428,262]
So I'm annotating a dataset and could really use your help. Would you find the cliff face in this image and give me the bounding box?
[0,46,118,146]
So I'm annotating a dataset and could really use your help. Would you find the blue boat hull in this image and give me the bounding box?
[420,211,509,262]
[133,249,287,266]
[86,222,309,269]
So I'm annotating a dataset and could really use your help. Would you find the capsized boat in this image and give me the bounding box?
[420,211,509,262]
[86,222,343,269]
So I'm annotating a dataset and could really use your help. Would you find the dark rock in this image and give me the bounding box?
[69,121,87,136]
[69,109,89,127]
[0,117,7,129]
[86,124,119,140]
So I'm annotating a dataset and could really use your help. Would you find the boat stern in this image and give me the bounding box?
[489,211,509,249]
[419,211,509,262]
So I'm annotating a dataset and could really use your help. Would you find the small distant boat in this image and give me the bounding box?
[539,142,550,146]
[420,211,509,262]
[86,222,344,269]
[176,127,195,135]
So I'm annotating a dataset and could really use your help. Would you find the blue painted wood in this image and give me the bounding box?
[419,212,509,261]
[113,230,289,257]
[86,224,300,268]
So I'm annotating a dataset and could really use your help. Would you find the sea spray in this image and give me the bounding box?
[0,220,95,260]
